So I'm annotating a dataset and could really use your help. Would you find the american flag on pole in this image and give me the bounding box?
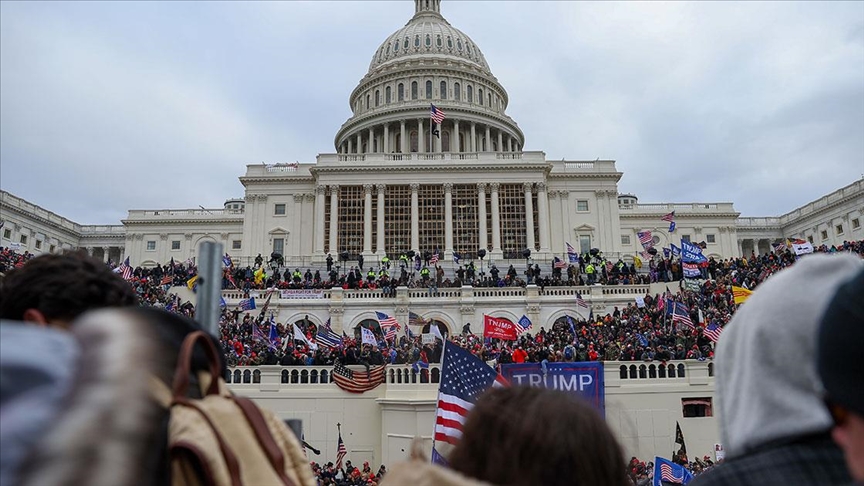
[654,456,693,484]
[575,292,589,309]
[553,256,568,269]
[332,362,386,393]
[517,315,532,332]
[376,311,399,327]
[432,343,507,462]
[317,319,343,349]
[430,104,446,124]
[565,242,578,262]
[118,257,133,281]
[671,302,695,329]
[661,211,676,222]
[429,252,440,266]
[408,311,428,327]
[335,429,347,469]
[637,231,653,248]
[703,321,723,343]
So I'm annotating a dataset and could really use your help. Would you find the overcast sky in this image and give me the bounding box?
[1,1,862,225]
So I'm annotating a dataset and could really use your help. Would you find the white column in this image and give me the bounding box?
[400,120,407,153]
[435,124,442,153]
[490,183,501,255]
[347,138,353,154]
[368,128,374,153]
[102,246,110,263]
[329,185,339,254]
[376,184,386,255]
[470,122,476,152]
[508,136,513,152]
[560,191,571,246]
[356,133,362,154]
[524,182,535,251]
[497,130,503,153]
[548,191,561,254]
[363,184,373,254]
[418,119,425,153]
[314,185,326,254]
[478,183,488,251]
[384,124,390,153]
[411,183,420,251]
[484,125,491,152]
[454,120,461,153]
[444,183,453,255]
[537,182,550,253]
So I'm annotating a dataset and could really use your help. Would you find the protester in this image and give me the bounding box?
[817,268,864,483]
[690,254,861,485]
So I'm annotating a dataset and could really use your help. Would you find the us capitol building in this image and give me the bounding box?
[2,0,863,465]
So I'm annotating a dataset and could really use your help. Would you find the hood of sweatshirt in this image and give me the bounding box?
[716,253,862,459]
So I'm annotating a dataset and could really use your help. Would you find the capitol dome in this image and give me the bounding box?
[367,2,491,74]
[334,0,524,155]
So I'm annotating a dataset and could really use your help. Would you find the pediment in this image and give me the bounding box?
[575,224,595,232]
[268,227,290,235]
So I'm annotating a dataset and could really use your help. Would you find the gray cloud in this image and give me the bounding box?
[1,1,862,224]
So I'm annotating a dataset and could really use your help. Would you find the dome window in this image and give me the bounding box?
[398,83,405,101]
[447,36,453,49]
[436,35,442,48]
[385,43,390,54]
[467,44,472,56]
[411,81,418,100]
[454,82,461,101]
[425,80,432,99]
[478,88,483,105]
[385,86,391,104]
[414,35,420,48]
[425,34,431,48]
[393,40,398,52]
[467,85,473,102]
[404,37,410,50]
[457,39,463,51]
[440,81,447,99]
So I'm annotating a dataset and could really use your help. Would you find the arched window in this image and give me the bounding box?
[394,40,399,52]
[488,93,492,106]
[414,35,420,48]
[425,80,432,100]
[366,94,370,109]
[442,130,450,152]
[410,131,418,152]
[385,86,391,104]
[467,85,473,103]
[478,88,484,105]
[375,90,380,107]
[425,34,431,48]
[440,81,447,99]
[619,365,628,379]
[398,83,404,101]
[411,81,418,100]
[454,82,461,101]
[404,37,410,50]
[395,133,402,153]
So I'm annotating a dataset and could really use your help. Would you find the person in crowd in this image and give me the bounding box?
[0,251,139,327]
[817,268,864,483]
[691,253,861,485]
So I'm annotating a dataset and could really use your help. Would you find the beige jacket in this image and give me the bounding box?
[380,441,492,486]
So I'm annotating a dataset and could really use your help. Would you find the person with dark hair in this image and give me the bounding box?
[817,268,864,482]
[382,386,629,486]
[0,251,138,328]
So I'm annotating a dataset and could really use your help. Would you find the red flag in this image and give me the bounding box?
[483,315,519,340]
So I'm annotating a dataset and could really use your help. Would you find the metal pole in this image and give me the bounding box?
[197,241,223,335]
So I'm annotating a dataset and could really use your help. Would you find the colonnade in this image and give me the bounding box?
[314,182,550,258]
[337,119,521,154]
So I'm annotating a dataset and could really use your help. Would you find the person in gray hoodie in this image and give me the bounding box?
[691,253,861,486]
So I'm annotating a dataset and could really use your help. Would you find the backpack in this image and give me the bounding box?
[150,331,316,486]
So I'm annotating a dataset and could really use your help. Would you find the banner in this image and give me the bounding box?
[714,443,725,462]
[682,262,701,278]
[634,296,646,308]
[792,241,814,255]
[681,240,708,263]
[421,333,436,344]
[483,315,519,340]
[361,327,377,346]
[683,279,701,291]
[501,362,605,415]
[280,289,325,299]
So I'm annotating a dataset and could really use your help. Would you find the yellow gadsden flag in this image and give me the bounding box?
[732,286,753,304]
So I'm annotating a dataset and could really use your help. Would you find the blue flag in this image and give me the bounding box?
[219,296,227,309]
[681,240,707,263]
[518,315,532,332]
[414,257,421,271]
[663,247,671,258]
[566,315,576,335]
[636,332,648,347]
[411,361,430,373]
[653,457,693,485]
[670,244,681,257]
[239,297,256,311]
[668,221,676,233]
[268,316,279,350]
[453,252,461,264]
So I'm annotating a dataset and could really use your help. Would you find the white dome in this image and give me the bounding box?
[368,11,490,74]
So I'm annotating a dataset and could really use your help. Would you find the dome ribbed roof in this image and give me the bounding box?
[368,13,490,74]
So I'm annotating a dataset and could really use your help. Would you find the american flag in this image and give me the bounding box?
[317,319,343,349]
[430,104,446,124]
[660,462,685,483]
[408,311,427,327]
[433,343,507,460]
[565,242,578,262]
[637,231,653,248]
[429,252,440,265]
[661,211,676,222]
[118,257,133,281]
[553,257,568,269]
[376,311,399,328]
[671,302,694,329]
[251,322,265,343]
[335,429,347,469]
[703,321,723,342]
[575,292,589,309]
[332,362,386,394]
[160,275,173,286]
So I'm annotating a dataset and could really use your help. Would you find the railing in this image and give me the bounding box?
[127,208,245,218]
[79,225,125,235]
[618,202,736,213]
[266,164,299,173]
[318,152,549,165]
[610,360,714,383]
[736,217,782,229]
[601,286,650,296]
[226,364,443,386]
